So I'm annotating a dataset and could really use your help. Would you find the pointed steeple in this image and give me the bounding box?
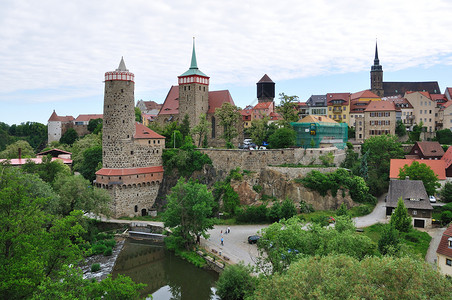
[190,37,198,69]
[180,38,208,77]
[116,56,128,72]
[374,42,380,66]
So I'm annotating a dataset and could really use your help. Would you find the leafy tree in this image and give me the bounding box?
[215,102,241,146]
[0,139,35,159]
[435,129,452,144]
[276,93,299,127]
[8,122,47,151]
[222,185,240,215]
[390,198,412,232]
[52,175,111,217]
[378,224,401,255]
[340,146,359,171]
[398,161,440,196]
[336,202,349,216]
[70,133,102,173]
[248,116,270,146]
[280,198,297,219]
[78,145,103,182]
[87,118,103,133]
[216,263,257,300]
[268,127,296,148]
[60,128,78,145]
[180,114,191,138]
[252,255,452,299]
[347,126,355,139]
[162,178,215,250]
[409,121,424,142]
[334,215,355,233]
[440,211,452,226]
[191,113,210,147]
[169,130,184,148]
[0,122,14,152]
[22,155,71,184]
[134,107,142,123]
[361,135,404,196]
[395,120,407,137]
[440,182,452,203]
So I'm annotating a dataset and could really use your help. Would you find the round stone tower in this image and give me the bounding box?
[103,57,136,168]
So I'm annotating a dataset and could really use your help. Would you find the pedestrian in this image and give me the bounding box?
[227,227,231,234]
[220,229,223,235]
[221,237,224,246]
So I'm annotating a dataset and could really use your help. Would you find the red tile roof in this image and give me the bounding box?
[258,74,274,83]
[442,146,452,169]
[37,148,72,156]
[440,100,452,110]
[414,141,445,158]
[134,122,165,139]
[364,101,396,112]
[158,86,179,115]
[207,90,235,114]
[269,112,281,120]
[406,91,431,99]
[430,94,446,101]
[436,224,452,258]
[326,93,350,105]
[0,157,72,165]
[74,114,103,122]
[96,166,163,176]
[389,159,446,180]
[48,110,74,122]
[254,102,273,110]
[349,99,370,113]
[350,90,380,100]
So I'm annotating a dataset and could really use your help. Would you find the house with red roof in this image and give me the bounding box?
[363,100,396,140]
[436,224,452,276]
[47,111,103,143]
[326,93,350,124]
[389,159,446,192]
[441,146,452,177]
[404,91,436,137]
[408,141,444,160]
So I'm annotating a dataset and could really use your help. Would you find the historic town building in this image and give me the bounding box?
[95,58,165,218]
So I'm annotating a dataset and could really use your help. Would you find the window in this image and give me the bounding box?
[413,210,417,215]
[447,259,452,266]
[448,239,452,248]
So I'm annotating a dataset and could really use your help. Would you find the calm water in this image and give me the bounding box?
[112,239,220,300]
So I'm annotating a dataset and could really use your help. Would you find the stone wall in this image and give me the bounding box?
[199,147,346,173]
[109,184,160,218]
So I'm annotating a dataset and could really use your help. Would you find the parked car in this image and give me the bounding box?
[248,235,261,244]
[429,195,436,203]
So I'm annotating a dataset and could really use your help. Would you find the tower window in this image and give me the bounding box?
[184,86,186,91]
[131,151,134,155]
[199,86,201,90]
[188,86,190,90]
[121,89,124,93]
[204,87,206,91]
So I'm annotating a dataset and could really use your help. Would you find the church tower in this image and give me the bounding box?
[370,42,384,97]
[178,38,210,128]
[102,57,136,169]
[257,74,275,103]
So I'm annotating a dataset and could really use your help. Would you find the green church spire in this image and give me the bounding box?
[180,37,208,77]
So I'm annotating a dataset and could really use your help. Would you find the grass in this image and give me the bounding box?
[175,249,207,268]
[300,210,335,222]
[362,223,432,257]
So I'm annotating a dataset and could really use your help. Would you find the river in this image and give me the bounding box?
[112,238,220,300]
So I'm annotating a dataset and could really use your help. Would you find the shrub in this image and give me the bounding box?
[91,263,101,272]
[103,247,113,256]
[280,198,297,219]
[216,263,256,300]
[92,243,107,255]
[441,211,452,226]
[253,184,263,193]
[236,205,268,223]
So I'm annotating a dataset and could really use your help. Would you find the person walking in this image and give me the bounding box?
[221,237,224,246]
[227,227,231,234]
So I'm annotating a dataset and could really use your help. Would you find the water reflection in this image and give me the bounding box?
[112,239,219,300]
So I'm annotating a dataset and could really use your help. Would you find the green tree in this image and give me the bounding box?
[0,140,35,159]
[191,113,210,147]
[440,182,452,203]
[390,198,412,232]
[435,129,452,144]
[361,135,405,196]
[70,133,102,173]
[22,155,71,184]
[87,118,103,133]
[248,116,270,146]
[134,107,142,123]
[252,255,452,299]
[398,161,440,196]
[52,175,111,217]
[280,198,297,219]
[378,224,401,255]
[348,126,356,139]
[395,120,407,137]
[60,128,78,145]
[180,114,191,138]
[268,127,296,148]
[78,145,103,182]
[162,178,215,250]
[409,121,424,142]
[169,130,184,148]
[215,102,241,147]
[216,263,257,300]
[276,93,299,127]
[222,185,240,215]
[336,203,349,216]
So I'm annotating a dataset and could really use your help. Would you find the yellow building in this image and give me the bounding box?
[326,93,350,125]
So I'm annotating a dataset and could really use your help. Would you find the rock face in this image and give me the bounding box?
[230,167,356,211]
[156,164,356,211]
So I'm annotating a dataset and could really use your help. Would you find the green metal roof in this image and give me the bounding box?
[179,38,208,77]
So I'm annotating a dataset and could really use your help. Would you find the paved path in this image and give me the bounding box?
[353,193,388,228]
[422,227,446,268]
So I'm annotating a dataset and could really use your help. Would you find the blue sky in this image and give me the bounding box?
[2,0,452,125]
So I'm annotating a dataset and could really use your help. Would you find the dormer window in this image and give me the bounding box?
[448,237,452,248]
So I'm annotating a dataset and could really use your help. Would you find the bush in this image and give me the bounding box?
[253,184,263,193]
[236,205,269,223]
[91,263,101,272]
[216,263,256,300]
[441,211,452,226]
[280,198,297,219]
[92,243,107,255]
[103,247,113,256]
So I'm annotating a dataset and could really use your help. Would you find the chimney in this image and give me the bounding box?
[18,148,22,160]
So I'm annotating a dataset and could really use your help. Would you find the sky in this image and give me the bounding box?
[2,0,452,125]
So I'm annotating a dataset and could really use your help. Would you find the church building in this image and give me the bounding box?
[157,39,242,147]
